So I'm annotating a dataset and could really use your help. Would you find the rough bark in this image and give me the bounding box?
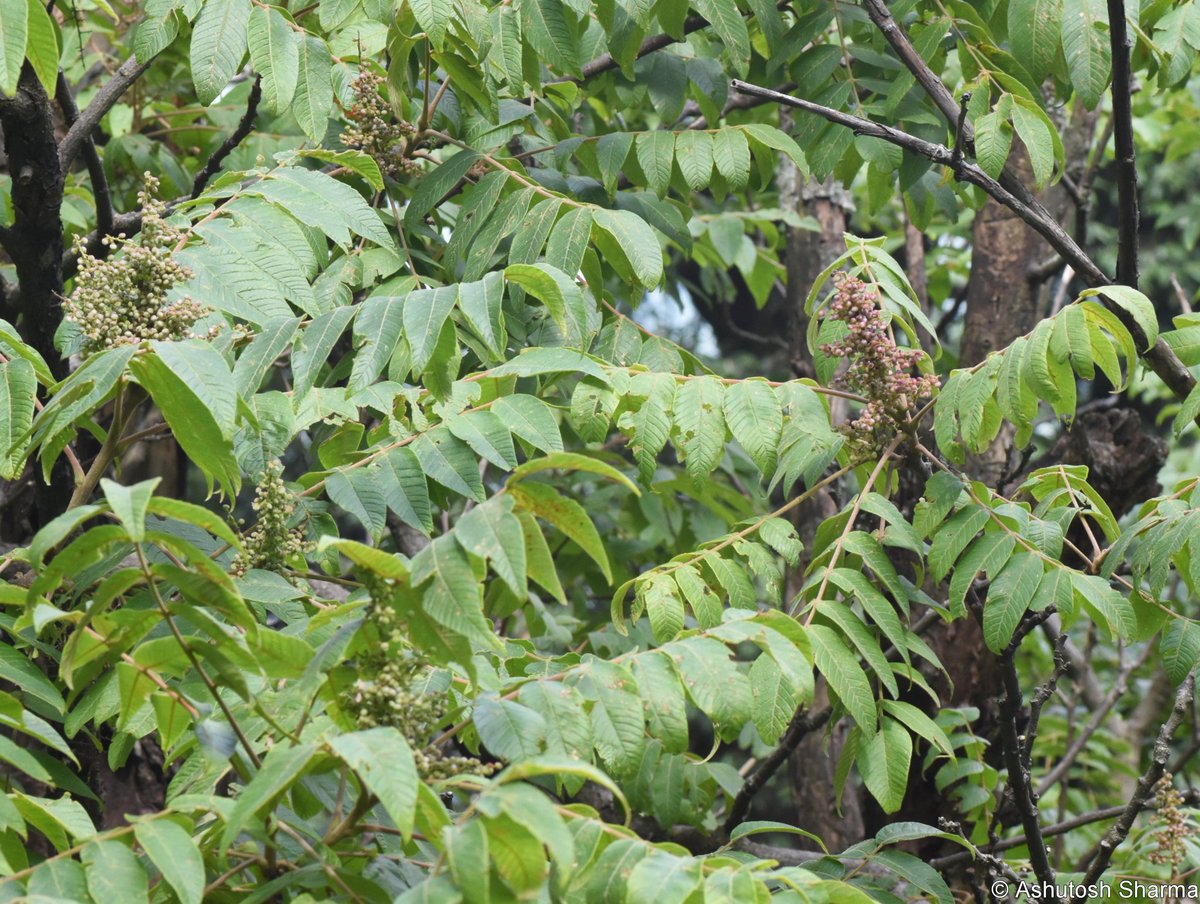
[0,68,66,374]
[779,149,863,849]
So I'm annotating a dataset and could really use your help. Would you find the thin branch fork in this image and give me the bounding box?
[59,56,150,171]
[55,71,113,239]
[729,79,1200,420]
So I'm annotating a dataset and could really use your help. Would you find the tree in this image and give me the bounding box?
[2,0,1200,898]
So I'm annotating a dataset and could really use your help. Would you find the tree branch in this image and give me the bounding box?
[56,70,113,239]
[191,77,263,199]
[860,0,966,136]
[1106,0,1139,288]
[1073,674,1194,899]
[1024,633,1068,768]
[59,56,150,171]
[722,705,831,832]
[729,79,1200,417]
[997,631,1058,895]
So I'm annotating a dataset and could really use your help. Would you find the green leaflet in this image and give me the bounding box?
[404,285,459,374]
[1010,98,1057,189]
[511,480,611,582]
[590,208,663,289]
[517,0,580,76]
[674,376,726,478]
[723,379,782,477]
[0,357,35,479]
[857,717,912,813]
[101,477,159,544]
[0,0,28,95]
[493,394,564,454]
[133,821,205,904]
[626,372,675,483]
[982,551,1043,652]
[220,743,317,849]
[576,658,644,775]
[749,653,795,745]
[23,0,58,93]
[1161,619,1200,685]
[712,127,752,189]
[596,133,633,194]
[1061,0,1111,109]
[973,110,1012,179]
[808,624,877,734]
[635,130,675,198]
[293,33,333,141]
[456,496,528,597]
[411,535,502,650]
[504,262,589,345]
[82,840,150,904]
[190,0,250,105]
[663,636,752,736]
[247,5,299,113]
[131,344,239,497]
[410,0,453,49]
[545,206,593,277]
[1009,0,1063,82]
[674,131,714,191]
[691,0,750,76]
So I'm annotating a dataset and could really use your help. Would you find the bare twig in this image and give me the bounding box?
[1025,634,1069,767]
[1073,674,1194,899]
[1171,273,1194,315]
[929,791,1200,871]
[191,76,263,199]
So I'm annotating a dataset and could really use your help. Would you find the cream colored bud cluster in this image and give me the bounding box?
[63,175,212,356]
[231,461,310,577]
[820,272,939,455]
[340,69,420,180]
[348,578,495,781]
[1148,773,1194,868]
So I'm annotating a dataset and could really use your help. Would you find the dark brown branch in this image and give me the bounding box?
[1073,674,1194,900]
[681,83,795,130]
[1024,634,1068,768]
[997,627,1058,895]
[1106,0,1139,287]
[59,55,149,170]
[723,705,831,832]
[860,0,966,137]
[191,76,263,199]
[950,92,970,168]
[55,70,113,239]
[729,79,1200,417]
[571,15,709,82]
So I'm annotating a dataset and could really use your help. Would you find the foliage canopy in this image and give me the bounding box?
[3,0,1200,900]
